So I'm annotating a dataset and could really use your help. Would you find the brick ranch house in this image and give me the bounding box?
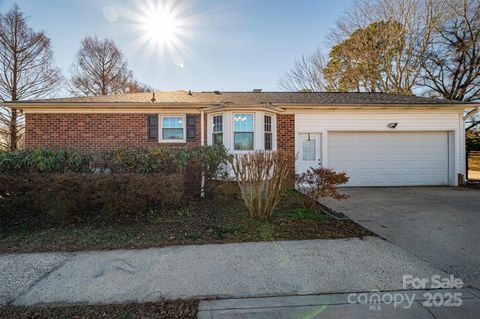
[6,91,477,186]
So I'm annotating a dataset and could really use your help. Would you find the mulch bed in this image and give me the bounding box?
[0,186,374,254]
[0,299,198,319]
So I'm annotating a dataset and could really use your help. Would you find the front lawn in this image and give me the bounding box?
[0,186,372,253]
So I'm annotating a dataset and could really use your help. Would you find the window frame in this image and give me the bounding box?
[264,114,273,151]
[212,114,223,146]
[232,112,255,151]
[159,114,186,143]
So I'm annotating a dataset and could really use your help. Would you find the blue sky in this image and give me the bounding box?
[0,0,352,95]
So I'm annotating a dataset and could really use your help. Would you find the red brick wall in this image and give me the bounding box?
[276,113,295,184]
[25,113,202,152]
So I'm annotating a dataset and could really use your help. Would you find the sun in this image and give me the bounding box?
[127,0,195,64]
[140,5,179,47]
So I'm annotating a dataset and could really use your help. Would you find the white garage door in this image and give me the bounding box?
[328,132,449,186]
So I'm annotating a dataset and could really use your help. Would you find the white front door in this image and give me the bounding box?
[296,133,322,173]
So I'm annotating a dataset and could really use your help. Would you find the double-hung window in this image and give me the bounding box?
[233,113,254,150]
[212,115,223,145]
[161,116,185,141]
[264,115,273,151]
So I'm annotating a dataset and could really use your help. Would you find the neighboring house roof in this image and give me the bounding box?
[6,91,473,106]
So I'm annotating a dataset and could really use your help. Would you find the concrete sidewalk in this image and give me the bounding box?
[1,238,449,306]
[198,288,480,318]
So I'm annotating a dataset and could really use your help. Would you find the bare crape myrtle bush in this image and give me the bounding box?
[229,150,295,220]
[296,165,349,209]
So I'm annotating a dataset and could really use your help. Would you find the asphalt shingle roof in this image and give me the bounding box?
[16,91,467,105]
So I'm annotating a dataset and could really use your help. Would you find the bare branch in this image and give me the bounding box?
[69,36,151,96]
[278,48,328,92]
[0,4,62,150]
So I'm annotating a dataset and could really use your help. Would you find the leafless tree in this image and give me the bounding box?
[421,0,480,131]
[0,4,62,151]
[69,36,149,96]
[278,48,328,91]
[124,79,153,93]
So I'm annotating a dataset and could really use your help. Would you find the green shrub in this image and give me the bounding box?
[0,146,229,220]
[92,173,184,221]
[0,149,92,173]
[103,145,228,176]
[102,145,229,197]
[0,173,184,226]
[0,146,229,177]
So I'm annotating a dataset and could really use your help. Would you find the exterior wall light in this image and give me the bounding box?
[387,122,398,129]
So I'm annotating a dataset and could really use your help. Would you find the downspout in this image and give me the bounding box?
[201,110,205,146]
[200,110,205,198]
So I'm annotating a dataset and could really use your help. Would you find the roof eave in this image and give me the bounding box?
[276,103,476,108]
[5,101,477,111]
[5,102,223,109]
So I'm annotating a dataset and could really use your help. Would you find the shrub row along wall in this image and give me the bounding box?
[0,173,184,226]
[0,146,229,226]
[0,146,228,175]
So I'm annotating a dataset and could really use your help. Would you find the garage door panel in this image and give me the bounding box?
[347,173,447,186]
[329,149,422,160]
[328,132,448,186]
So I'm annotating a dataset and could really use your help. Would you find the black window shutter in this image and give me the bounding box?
[186,114,197,142]
[147,115,158,140]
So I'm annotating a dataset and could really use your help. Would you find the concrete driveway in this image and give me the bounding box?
[321,187,480,289]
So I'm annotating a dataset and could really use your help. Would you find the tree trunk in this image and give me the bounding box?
[9,109,18,150]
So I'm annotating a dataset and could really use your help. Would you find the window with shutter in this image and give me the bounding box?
[264,115,272,150]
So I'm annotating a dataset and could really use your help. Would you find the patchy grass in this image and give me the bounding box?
[280,208,327,221]
[0,185,373,253]
[0,299,198,319]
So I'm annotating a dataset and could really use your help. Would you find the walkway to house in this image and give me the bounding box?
[1,237,449,306]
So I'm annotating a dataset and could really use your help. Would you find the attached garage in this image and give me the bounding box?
[327,132,450,186]
[295,110,466,187]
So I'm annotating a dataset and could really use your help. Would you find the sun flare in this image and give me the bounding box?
[127,0,195,65]
[141,5,179,46]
